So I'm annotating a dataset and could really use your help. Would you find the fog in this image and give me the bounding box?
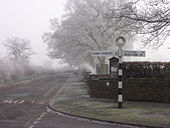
[0,0,170,77]
[0,0,67,68]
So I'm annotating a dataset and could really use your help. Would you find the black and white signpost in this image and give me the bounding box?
[92,36,145,108]
[116,36,126,108]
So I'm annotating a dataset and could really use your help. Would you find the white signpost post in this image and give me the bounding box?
[92,36,146,108]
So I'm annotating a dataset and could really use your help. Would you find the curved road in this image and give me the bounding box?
[0,73,142,128]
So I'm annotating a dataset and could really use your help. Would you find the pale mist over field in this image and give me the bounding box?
[0,0,67,69]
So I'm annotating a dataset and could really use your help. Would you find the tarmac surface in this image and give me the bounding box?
[0,72,144,128]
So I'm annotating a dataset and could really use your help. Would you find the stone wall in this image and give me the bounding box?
[88,75,170,103]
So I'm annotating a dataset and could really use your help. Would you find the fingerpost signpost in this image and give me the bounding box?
[116,36,126,108]
[92,36,146,108]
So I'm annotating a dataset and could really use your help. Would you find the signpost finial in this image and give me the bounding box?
[116,36,126,49]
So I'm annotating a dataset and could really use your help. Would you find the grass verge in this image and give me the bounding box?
[50,81,170,128]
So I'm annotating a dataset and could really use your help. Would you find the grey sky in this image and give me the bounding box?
[0,0,66,67]
[0,0,170,67]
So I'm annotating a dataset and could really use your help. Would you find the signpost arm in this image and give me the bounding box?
[118,49,123,108]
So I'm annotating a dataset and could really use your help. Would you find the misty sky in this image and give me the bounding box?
[0,0,66,67]
[0,0,170,68]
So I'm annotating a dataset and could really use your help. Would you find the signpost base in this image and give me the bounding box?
[118,102,123,108]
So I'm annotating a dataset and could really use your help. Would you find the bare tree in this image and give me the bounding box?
[108,0,170,48]
[3,37,33,80]
[4,37,33,62]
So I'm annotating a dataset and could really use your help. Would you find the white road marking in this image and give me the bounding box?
[27,112,47,128]
[13,100,19,103]
[33,121,39,125]
[40,114,44,118]
[8,100,13,103]
[36,117,42,121]
[19,100,25,104]
[1,99,49,104]
[42,112,46,115]
[31,100,35,103]
[28,125,34,128]
[37,100,48,105]
[2,85,6,88]
[3,100,10,103]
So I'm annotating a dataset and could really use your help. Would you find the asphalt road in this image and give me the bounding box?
[0,73,142,128]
